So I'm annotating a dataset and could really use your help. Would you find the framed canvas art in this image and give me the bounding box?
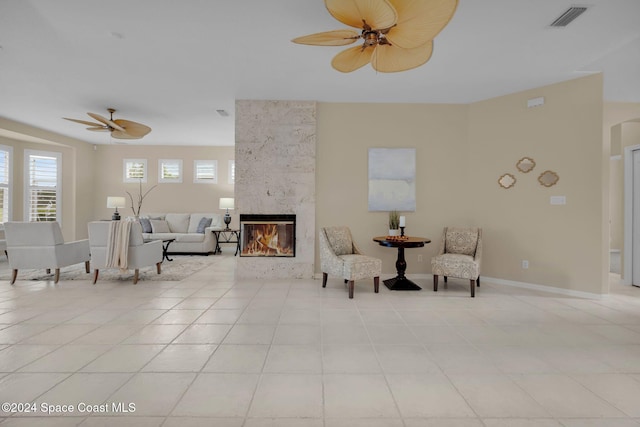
[368,148,416,211]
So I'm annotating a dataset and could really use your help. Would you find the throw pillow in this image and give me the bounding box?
[139,217,152,233]
[196,217,213,234]
[150,219,171,233]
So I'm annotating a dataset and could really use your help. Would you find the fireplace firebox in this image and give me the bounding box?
[239,214,296,257]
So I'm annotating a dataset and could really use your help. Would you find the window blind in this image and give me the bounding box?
[27,153,58,222]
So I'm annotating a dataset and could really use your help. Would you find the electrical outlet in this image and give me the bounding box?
[418,255,423,263]
[522,260,529,269]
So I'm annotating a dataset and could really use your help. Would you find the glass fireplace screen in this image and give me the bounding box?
[239,214,296,257]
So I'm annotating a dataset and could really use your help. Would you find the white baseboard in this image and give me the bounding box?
[314,273,605,299]
[479,276,604,299]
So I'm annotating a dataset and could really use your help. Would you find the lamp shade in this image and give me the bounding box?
[219,198,234,210]
[106,196,126,209]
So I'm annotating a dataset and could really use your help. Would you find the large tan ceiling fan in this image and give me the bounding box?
[63,108,151,140]
[292,0,458,73]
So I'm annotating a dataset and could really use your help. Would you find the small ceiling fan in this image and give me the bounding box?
[292,0,458,73]
[63,108,151,140]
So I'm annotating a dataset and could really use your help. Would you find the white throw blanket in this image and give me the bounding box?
[106,219,132,270]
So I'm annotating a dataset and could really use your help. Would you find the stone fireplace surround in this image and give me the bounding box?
[235,100,316,279]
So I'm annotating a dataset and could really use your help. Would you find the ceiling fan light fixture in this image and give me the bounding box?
[63,108,151,140]
[292,0,458,73]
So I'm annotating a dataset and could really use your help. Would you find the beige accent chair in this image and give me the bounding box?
[4,222,90,284]
[88,221,163,284]
[431,227,482,297]
[319,226,382,299]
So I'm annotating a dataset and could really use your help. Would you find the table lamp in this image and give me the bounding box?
[219,197,234,230]
[107,196,126,221]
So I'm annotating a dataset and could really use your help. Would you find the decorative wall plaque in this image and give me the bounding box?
[498,173,516,189]
[516,157,536,173]
[538,170,559,187]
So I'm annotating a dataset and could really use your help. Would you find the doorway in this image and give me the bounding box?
[624,144,640,286]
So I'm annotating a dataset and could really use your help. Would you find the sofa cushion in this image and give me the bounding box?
[150,219,170,233]
[165,213,190,233]
[139,217,152,233]
[176,234,206,243]
[188,213,216,233]
[196,217,212,233]
[146,232,181,240]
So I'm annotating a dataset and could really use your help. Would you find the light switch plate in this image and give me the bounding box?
[550,196,566,205]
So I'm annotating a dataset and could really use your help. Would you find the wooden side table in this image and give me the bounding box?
[373,236,431,290]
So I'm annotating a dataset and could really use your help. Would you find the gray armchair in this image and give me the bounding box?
[431,227,482,297]
[319,226,382,299]
[4,222,90,284]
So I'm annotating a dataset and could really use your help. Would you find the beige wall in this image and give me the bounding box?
[0,118,95,240]
[316,74,608,294]
[316,102,470,276]
[0,117,235,240]
[92,145,235,221]
[468,74,604,294]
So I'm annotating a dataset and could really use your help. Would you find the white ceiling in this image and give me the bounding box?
[1,0,639,146]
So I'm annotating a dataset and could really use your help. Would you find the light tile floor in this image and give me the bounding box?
[1,256,640,426]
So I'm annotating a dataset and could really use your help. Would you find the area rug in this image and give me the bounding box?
[0,255,223,282]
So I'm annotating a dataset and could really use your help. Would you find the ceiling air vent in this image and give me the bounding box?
[550,6,588,27]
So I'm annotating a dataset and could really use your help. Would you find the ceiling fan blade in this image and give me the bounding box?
[86,112,110,125]
[371,41,433,72]
[86,127,110,132]
[113,119,152,138]
[325,0,397,30]
[385,0,458,48]
[292,30,360,46]
[63,117,103,127]
[110,130,142,140]
[87,112,126,132]
[331,45,375,72]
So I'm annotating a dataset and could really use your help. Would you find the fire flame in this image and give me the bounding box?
[242,224,293,256]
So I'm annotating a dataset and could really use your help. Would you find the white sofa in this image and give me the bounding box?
[139,213,224,255]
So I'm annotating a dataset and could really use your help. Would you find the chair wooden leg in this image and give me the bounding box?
[10,269,17,285]
[92,270,99,285]
[133,269,139,285]
[374,276,379,293]
[322,272,328,288]
[477,276,480,287]
[54,268,60,284]
[348,280,354,299]
[85,261,90,273]
[433,274,438,292]
[470,279,476,297]
[156,262,161,274]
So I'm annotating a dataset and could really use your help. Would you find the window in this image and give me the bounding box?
[123,159,147,183]
[228,160,235,184]
[158,159,183,183]
[0,145,12,223]
[24,150,61,222]
[194,160,218,184]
